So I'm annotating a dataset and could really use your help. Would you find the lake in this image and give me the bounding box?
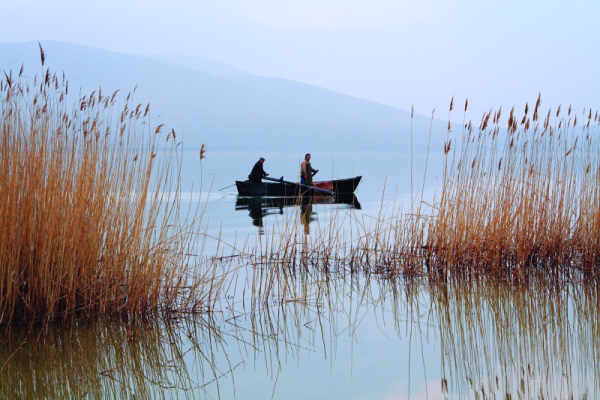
[1,149,597,399]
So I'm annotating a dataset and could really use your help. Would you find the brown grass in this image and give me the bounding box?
[427,96,600,274]
[0,49,222,325]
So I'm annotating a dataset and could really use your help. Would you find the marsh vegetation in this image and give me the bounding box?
[0,47,221,325]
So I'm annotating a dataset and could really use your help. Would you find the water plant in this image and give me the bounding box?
[0,46,221,325]
[427,95,600,274]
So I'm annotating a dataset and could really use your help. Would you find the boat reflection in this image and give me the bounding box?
[235,193,361,230]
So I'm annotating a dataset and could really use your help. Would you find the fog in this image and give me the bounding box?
[1,0,599,117]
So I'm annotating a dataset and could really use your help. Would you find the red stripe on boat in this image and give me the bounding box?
[313,181,334,191]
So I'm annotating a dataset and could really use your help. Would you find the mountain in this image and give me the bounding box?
[0,41,442,151]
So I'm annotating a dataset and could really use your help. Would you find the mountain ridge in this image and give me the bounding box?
[0,41,442,151]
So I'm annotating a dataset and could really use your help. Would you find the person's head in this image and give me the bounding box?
[304,153,311,161]
[259,157,265,164]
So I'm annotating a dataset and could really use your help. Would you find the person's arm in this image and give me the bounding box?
[260,164,268,177]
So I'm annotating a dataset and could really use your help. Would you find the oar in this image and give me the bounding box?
[263,176,333,196]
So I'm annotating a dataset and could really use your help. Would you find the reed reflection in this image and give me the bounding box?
[2,259,600,399]
[228,248,600,399]
[429,272,600,398]
[0,268,388,399]
[0,318,236,399]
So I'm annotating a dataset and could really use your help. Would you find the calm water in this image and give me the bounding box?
[2,150,599,399]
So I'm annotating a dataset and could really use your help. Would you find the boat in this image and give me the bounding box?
[235,176,362,197]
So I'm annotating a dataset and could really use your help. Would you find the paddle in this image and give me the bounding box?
[263,176,333,196]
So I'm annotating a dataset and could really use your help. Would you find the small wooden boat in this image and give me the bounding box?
[235,176,361,197]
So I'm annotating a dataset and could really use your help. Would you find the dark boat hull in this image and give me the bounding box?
[235,176,361,197]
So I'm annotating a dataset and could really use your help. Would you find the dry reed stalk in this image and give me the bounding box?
[0,52,222,325]
[427,97,600,273]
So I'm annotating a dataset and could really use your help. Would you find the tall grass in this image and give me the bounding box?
[0,47,220,325]
[427,95,600,273]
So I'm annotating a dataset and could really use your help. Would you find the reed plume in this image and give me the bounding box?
[0,52,221,325]
[427,97,600,273]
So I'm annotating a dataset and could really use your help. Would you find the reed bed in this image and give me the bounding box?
[0,48,222,325]
[428,95,600,273]
[235,243,600,398]
[221,198,429,281]
[206,248,600,398]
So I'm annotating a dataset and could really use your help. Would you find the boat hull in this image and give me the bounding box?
[235,176,361,197]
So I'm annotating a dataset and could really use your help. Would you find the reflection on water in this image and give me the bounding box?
[432,273,600,398]
[2,267,600,398]
[235,194,361,233]
[300,194,313,235]
[0,319,216,399]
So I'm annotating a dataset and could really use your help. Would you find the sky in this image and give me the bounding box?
[1,0,599,117]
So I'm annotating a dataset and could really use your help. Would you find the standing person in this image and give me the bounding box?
[248,157,269,183]
[300,153,319,186]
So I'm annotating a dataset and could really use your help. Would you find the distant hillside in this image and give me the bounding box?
[0,41,443,151]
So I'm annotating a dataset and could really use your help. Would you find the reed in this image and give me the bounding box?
[427,95,600,273]
[236,236,600,398]
[0,48,221,325]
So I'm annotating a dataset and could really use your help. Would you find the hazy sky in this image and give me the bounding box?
[1,0,599,116]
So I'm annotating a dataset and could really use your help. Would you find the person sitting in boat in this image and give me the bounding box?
[248,157,269,183]
[300,153,319,185]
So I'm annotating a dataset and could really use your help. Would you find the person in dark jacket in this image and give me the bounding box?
[248,157,269,183]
